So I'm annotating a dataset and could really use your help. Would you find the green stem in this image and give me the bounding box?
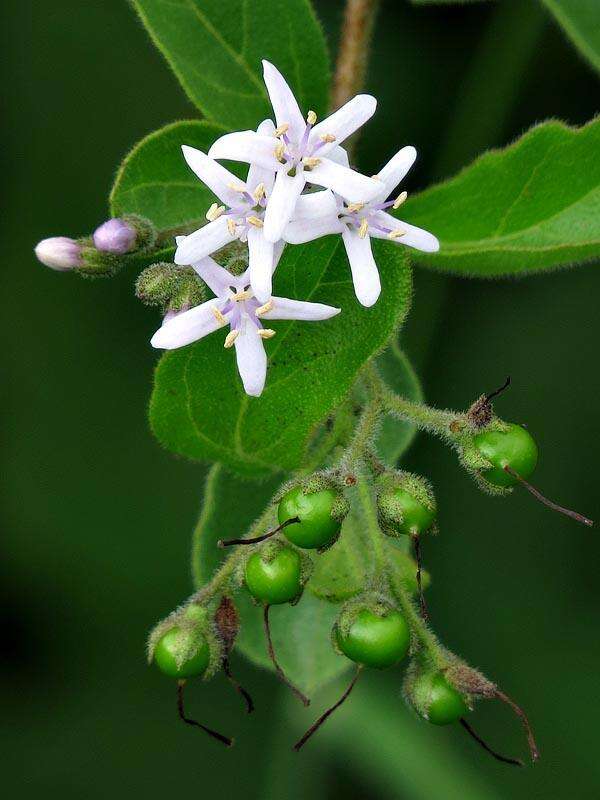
[356,477,386,574]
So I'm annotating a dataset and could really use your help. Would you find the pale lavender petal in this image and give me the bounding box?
[93,218,137,254]
[374,146,417,201]
[234,323,267,397]
[34,236,81,271]
[284,215,343,244]
[190,255,235,296]
[262,60,306,140]
[370,211,440,252]
[261,297,341,321]
[150,300,225,349]
[247,120,277,195]
[306,158,381,203]
[272,239,286,271]
[174,217,236,265]
[341,228,381,307]
[263,169,305,243]
[309,95,377,154]
[292,189,339,219]
[181,146,243,207]
[209,131,280,170]
[326,145,350,168]
[247,227,274,302]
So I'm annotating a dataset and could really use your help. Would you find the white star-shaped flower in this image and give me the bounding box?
[175,120,281,302]
[151,256,340,397]
[284,147,440,307]
[207,60,382,244]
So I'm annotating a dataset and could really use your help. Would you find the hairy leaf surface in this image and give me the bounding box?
[405,118,600,276]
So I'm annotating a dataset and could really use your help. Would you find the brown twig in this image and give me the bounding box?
[331,0,380,112]
[293,667,362,751]
[494,688,540,763]
[176,681,233,747]
[218,517,300,548]
[460,717,523,767]
[504,466,593,527]
[263,605,310,707]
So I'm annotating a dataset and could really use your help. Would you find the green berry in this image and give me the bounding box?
[278,486,342,549]
[154,627,210,679]
[336,609,410,669]
[381,487,436,536]
[416,672,469,725]
[245,546,303,605]
[473,423,538,488]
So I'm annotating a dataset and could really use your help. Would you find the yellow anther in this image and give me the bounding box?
[212,306,227,325]
[307,110,317,125]
[252,182,266,203]
[274,142,286,162]
[247,215,264,228]
[319,133,336,143]
[224,330,239,348]
[393,191,408,209]
[346,202,365,213]
[227,181,247,193]
[227,218,237,236]
[303,156,321,168]
[258,329,276,339]
[233,290,252,302]
[358,218,369,239]
[255,299,273,317]
[206,203,225,222]
[274,123,289,137]
[371,174,383,180]
[388,228,406,239]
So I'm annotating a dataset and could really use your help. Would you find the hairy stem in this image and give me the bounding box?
[332,0,380,111]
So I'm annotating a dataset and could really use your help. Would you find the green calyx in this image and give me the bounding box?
[334,601,411,669]
[136,263,206,312]
[473,423,538,488]
[405,665,470,725]
[376,472,436,538]
[277,478,348,550]
[244,542,304,605]
[122,213,157,253]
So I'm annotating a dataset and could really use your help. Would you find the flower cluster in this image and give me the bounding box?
[152,61,439,396]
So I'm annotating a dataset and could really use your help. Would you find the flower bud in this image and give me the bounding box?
[136,263,206,312]
[34,236,82,271]
[93,218,137,254]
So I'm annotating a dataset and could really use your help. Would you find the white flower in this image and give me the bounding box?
[151,257,340,397]
[174,120,280,302]
[284,147,440,307]
[208,60,382,244]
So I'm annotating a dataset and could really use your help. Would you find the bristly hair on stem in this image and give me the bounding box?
[485,375,511,403]
[504,465,593,527]
[176,681,234,747]
[218,517,300,548]
[460,717,523,767]
[263,605,311,707]
[293,667,362,751]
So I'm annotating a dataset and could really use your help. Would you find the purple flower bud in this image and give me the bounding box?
[34,236,82,271]
[93,218,137,255]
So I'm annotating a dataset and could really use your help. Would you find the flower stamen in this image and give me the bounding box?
[255,299,274,317]
[303,156,321,169]
[393,191,408,209]
[252,183,266,203]
[223,330,239,348]
[274,123,289,137]
[212,306,227,325]
[347,202,365,213]
[227,219,237,236]
[388,228,406,239]
[358,218,369,239]
[247,216,264,228]
[306,110,317,125]
[319,133,336,143]
[206,203,225,222]
[257,329,276,339]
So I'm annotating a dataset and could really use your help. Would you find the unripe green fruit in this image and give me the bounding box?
[245,546,303,605]
[380,486,436,536]
[154,627,210,679]
[278,486,341,549]
[415,672,469,725]
[336,609,410,669]
[473,423,538,488]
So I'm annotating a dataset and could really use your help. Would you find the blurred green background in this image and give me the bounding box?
[3,1,599,797]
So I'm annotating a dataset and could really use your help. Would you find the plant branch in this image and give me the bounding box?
[332,0,380,111]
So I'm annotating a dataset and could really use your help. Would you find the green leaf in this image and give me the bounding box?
[542,1,600,75]
[150,240,412,476]
[405,117,600,276]
[375,343,423,466]
[110,120,228,231]
[193,465,351,694]
[131,0,330,130]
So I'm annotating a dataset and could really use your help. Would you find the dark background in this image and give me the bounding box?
[3,1,599,797]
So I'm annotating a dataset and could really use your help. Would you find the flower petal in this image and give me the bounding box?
[341,228,381,307]
[284,215,343,244]
[247,120,277,195]
[181,146,243,207]
[189,255,234,296]
[263,169,305,243]
[293,189,339,219]
[273,239,286,270]
[234,323,267,397]
[209,131,280,170]
[261,297,341,321]
[150,300,225,349]
[371,211,440,252]
[306,158,381,203]
[174,217,236,265]
[262,60,306,140]
[247,227,274,302]
[374,146,417,201]
[327,145,350,168]
[310,95,377,154]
